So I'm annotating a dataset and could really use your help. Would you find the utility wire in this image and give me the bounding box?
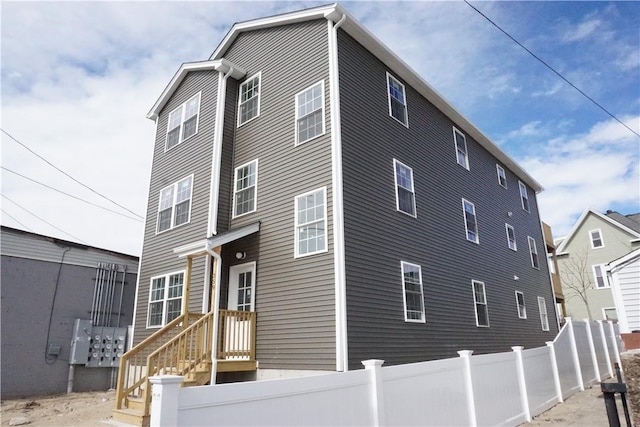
[1,208,34,231]
[1,128,145,218]
[1,194,88,244]
[2,166,143,222]
[464,0,640,139]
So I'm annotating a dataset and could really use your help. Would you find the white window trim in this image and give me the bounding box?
[519,181,530,213]
[472,280,489,327]
[462,198,479,244]
[295,80,325,146]
[401,261,425,323]
[232,159,258,219]
[146,270,185,329]
[237,72,261,127]
[453,127,469,170]
[537,296,550,331]
[496,164,507,188]
[515,291,526,319]
[386,72,409,128]
[589,229,605,249]
[592,264,609,289]
[393,159,417,218]
[294,187,328,258]
[165,92,201,152]
[602,307,618,321]
[506,223,517,251]
[156,174,194,234]
[528,236,539,269]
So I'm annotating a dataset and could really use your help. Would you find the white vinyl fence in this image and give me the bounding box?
[150,318,623,426]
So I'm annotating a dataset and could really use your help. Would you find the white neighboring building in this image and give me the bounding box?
[606,248,640,335]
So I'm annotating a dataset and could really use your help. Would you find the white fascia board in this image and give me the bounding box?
[606,248,640,272]
[173,239,209,258]
[147,59,245,120]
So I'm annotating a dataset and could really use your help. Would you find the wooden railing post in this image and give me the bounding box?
[182,257,192,318]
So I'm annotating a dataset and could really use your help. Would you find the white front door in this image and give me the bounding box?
[228,262,256,311]
[224,262,256,360]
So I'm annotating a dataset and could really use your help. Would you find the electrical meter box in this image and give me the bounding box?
[70,319,127,367]
[70,319,93,364]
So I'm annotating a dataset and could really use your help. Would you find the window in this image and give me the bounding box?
[148,272,184,327]
[497,165,507,188]
[295,188,327,257]
[295,81,325,145]
[454,127,469,170]
[233,160,258,218]
[590,229,604,249]
[394,159,416,217]
[157,176,193,233]
[603,307,618,321]
[401,262,425,323]
[506,224,517,251]
[387,73,408,126]
[519,181,530,212]
[463,199,479,243]
[166,93,201,150]
[238,73,260,126]
[593,265,608,288]
[473,281,489,327]
[528,236,539,268]
[515,291,526,319]
[537,296,549,331]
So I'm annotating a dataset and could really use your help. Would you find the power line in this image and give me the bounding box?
[1,128,145,218]
[1,208,34,231]
[464,0,640,139]
[1,194,89,244]
[2,166,143,222]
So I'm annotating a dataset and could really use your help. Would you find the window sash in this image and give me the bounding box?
[497,165,507,188]
[295,188,327,257]
[463,199,478,243]
[238,74,260,126]
[157,176,193,233]
[454,129,469,169]
[147,273,184,327]
[538,297,549,331]
[528,237,539,268]
[387,74,407,125]
[233,161,258,217]
[402,262,425,322]
[296,82,324,144]
[590,230,604,248]
[473,281,489,327]
[519,181,530,212]
[394,160,416,217]
[593,265,607,288]
[516,291,526,319]
[166,94,200,150]
[506,224,517,251]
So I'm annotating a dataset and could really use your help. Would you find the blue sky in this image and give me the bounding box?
[2,1,639,255]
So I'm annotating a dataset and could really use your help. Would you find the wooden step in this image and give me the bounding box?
[127,396,146,412]
[112,408,150,427]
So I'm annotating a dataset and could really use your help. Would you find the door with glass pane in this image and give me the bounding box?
[225,263,255,359]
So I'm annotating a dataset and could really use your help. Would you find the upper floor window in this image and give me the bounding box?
[537,296,549,331]
[593,265,608,288]
[166,93,201,150]
[238,73,261,126]
[454,127,469,170]
[387,73,408,126]
[528,236,539,269]
[473,280,489,327]
[519,181,530,212]
[157,176,193,233]
[295,81,325,145]
[589,229,604,249]
[295,187,327,257]
[394,159,416,217]
[515,291,526,319]
[401,262,425,323]
[148,271,184,328]
[463,199,479,243]
[497,165,507,188]
[506,224,517,251]
[233,160,258,218]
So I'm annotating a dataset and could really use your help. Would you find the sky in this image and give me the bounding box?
[2,1,639,256]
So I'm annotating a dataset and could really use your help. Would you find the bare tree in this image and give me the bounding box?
[558,248,594,320]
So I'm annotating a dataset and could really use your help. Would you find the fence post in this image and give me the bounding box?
[546,341,563,403]
[608,321,622,367]
[512,346,531,422]
[458,350,477,427]
[362,359,386,427]
[149,375,184,427]
[566,318,585,391]
[584,319,601,382]
[597,320,613,379]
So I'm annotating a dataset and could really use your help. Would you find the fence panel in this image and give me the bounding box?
[553,325,580,399]
[573,321,596,385]
[522,346,558,416]
[382,357,468,426]
[590,321,609,379]
[471,351,525,426]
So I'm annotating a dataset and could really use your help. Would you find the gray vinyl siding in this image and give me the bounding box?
[216,79,238,234]
[134,71,219,344]
[337,30,558,369]
[222,20,336,370]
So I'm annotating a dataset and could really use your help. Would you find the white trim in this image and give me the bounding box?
[393,159,417,218]
[386,72,409,127]
[294,187,329,258]
[462,198,479,244]
[174,222,261,258]
[232,159,259,218]
[295,80,326,146]
[156,174,194,234]
[228,262,257,312]
[146,270,186,329]
[237,72,262,127]
[453,127,469,170]
[528,236,540,269]
[165,92,201,152]
[401,261,425,323]
[506,223,517,251]
[601,307,618,322]
[606,259,633,332]
[472,280,489,327]
[518,181,530,213]
[592,264,608,289]
[537,296,550,331]
[589,228,604,249]
[496,164,507,189]
[515,291,526,319]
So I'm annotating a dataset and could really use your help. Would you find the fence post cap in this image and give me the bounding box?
[361,359,385,368]
[511,346,524,352]
[545,341,554,347]
[457,350,474,357]
[149,375,185,385]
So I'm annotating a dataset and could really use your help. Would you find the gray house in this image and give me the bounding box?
[116,4,559,423]
[1,226,138,399]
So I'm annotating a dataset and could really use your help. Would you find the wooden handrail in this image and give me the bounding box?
[217,310,256,360]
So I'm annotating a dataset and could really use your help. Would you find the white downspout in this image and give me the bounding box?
[205,243,222,384]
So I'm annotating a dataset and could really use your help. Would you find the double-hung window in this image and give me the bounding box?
[497,165,507,188]
[528,236,539,268]
[590,229,604,249]
[519,181,530,212]
[463,199,479,243]
[537,296,549,331]
[506,224,517,251]
[387,73,408,126]
[295,188,327,257]
[233,160,258,217]
[401,262,425,323]
[157,176,193,233]
[148,271,184,327]
[166,93,201,150]
[473,280,489,327]
[593,265,608,288]
[454,127,469,170]
[394,159,416,217]
[238,73,260,126]
[295,81,325,145]
[515,291,526,319]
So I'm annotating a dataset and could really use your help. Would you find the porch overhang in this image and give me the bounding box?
[173,221,261,258]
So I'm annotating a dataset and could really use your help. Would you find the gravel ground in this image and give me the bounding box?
[523,385,614,426]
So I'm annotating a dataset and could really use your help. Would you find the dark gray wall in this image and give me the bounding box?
[1,256,137,398]
[337,30,558,369]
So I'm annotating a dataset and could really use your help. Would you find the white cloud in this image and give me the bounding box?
[561,18,601,43]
